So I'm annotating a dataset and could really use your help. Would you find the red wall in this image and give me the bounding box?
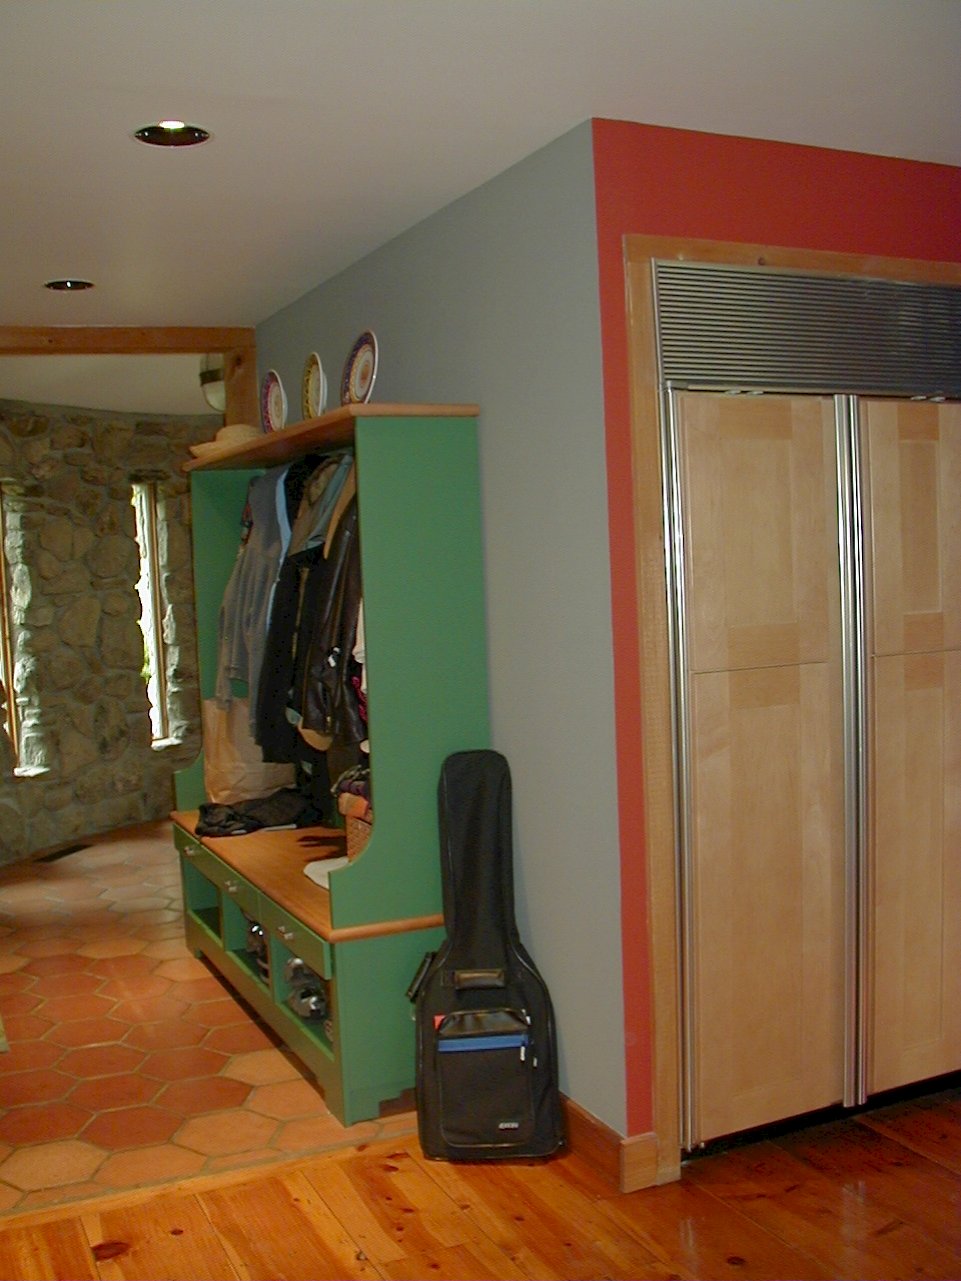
[592,117,961,1135]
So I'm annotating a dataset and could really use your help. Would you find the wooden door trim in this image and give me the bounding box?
[0,325,258,426]
[623,236,961,1182]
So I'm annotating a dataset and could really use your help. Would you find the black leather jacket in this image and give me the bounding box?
[293,494,365,750]
[255,467,365,762]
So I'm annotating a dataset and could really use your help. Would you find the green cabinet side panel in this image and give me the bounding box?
[174,469,252,807]
[328,416,491,926]
[174,754,205,810]
[333,926,446,1122]
[189,469,252,699]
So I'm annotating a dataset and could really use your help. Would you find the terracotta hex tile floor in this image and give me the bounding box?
[0,819,415,1215]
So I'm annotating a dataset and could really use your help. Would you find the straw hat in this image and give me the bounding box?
[188,423,261,458]
[215,423,260,444]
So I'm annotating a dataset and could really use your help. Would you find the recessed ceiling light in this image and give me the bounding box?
[44,278,94,291]
[133,121,211,147]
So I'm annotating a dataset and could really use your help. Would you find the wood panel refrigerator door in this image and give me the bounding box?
[862,399,961,1094]
[677,392,846,1144]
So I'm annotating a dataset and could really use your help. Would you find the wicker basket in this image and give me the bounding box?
[345,814,372,860]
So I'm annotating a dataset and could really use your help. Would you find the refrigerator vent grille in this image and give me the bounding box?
[653,261,961,399]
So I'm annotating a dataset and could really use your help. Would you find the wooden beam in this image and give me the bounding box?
[221,343,258,427]
[0,324,259,427]
[0,325,255,356]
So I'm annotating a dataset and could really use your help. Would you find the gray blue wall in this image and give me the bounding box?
[256,122,627,1133]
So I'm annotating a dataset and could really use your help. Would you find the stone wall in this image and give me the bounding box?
[0,399,219,864]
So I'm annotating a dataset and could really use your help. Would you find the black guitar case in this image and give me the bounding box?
[408,749,565,1160]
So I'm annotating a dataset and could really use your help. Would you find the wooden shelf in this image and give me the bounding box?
[182,402,480,473]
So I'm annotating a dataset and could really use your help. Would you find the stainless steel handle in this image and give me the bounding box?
[836,394,868,1109]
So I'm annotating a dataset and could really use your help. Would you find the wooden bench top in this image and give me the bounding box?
[171,811,443,943]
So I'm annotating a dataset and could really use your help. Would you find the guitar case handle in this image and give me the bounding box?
[453,968,506,990]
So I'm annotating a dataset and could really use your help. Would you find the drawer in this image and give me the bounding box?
[175,829,226,888]
[176,840,224,891]
[181,856,221,940]
[173,822,203,859]
[259,896,333,980]
[176,831,260,916]
[219,869,260,919]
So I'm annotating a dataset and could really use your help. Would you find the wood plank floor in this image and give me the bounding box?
[0,1085,958,1280]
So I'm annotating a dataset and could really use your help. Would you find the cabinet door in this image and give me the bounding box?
[863,400,961,1092]
[677,392,846,1143]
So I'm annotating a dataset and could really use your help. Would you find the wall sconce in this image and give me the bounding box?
[199,353,226,413]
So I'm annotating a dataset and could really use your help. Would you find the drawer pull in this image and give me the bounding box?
[225,880,239,895]
[278,925,295,943]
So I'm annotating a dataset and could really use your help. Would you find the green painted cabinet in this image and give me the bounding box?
[173,404,490,1124]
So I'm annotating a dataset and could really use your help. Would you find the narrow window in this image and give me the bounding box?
[0,485,17,763]
[132,481,170,742]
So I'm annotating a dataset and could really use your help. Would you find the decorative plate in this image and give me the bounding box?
[301,352,327,419]
[340,330,378,405]
[260,369,287,432]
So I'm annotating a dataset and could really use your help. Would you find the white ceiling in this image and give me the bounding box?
[2,0,959,413]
